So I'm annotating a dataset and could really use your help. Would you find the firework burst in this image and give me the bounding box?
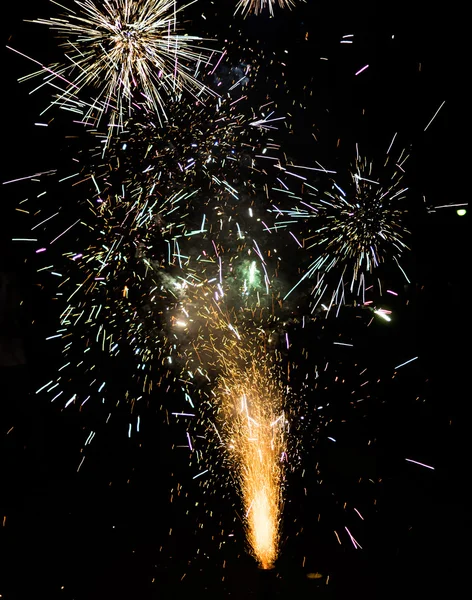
[270,139,411,309]
[22,0,217,133]
[235,0,296,17]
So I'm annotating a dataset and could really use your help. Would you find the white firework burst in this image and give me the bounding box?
[235,0,296,18]
[24,0,218,131]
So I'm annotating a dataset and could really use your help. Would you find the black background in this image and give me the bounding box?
[1,2,466,599]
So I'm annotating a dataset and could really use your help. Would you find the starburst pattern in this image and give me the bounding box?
[270,140,411,308]
[27,0,217,131]
[235,0,296,17]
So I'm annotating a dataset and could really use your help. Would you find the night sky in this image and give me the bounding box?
[1,2,466,599]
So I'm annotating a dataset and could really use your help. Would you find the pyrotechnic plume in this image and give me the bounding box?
[15,0,218,135]
[235,0,296,17]
[167,267,287,569]
[218,361,285,569]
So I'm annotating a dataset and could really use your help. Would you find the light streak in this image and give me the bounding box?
[355,64,369,76]
[345,526,362,550]
[394,356,418,369]
[424,100,446,132]
[405,458,435,470]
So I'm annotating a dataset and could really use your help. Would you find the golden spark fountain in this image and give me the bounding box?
[219,362,285,569]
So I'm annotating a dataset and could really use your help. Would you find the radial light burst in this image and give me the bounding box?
[24,0,217,132]
[269,138,411,310]
[235,0,296,17]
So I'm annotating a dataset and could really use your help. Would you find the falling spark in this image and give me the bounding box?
[424,100,446,132]
[394,356,418,369]
[405,458,435,470]
[355,64,369,76]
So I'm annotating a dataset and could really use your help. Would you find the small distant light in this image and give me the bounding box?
[457,209,467,216]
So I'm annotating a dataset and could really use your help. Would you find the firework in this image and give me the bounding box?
[218,361,285,569]
[19,0,218,134]
[170,268,287,569]
[4,1,447,591]
[235,0,296,17]
[268,138,411,310]
[17,44,291,422]
[12,42,292,561]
